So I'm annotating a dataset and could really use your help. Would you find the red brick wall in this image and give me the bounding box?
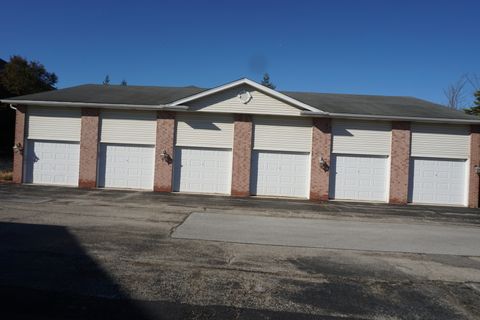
[154,111,175,192]
[78,108,99,188]
[231,114,253,197]
[389,121,411,204]
[468,125,480,208]
[12,106,26,184]
[310,118,331,201]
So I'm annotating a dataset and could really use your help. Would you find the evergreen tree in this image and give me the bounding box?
[103,75,110,85]
[0,55,57,95]
[464,90,480,116]
[261,73,276,89]
[0,55,57,156]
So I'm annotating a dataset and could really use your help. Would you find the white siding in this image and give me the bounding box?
[411,123,470,159]
[175,113,234,148]
[332,120,391,155]
[253,116,312,152]
[27,107,81,141]
[187,85,302,116]
[100,110,156,145]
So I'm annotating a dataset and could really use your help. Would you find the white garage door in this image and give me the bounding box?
[409,158,466,206]
[98,144,155,190]
[25,140,80,186]
[173,147,232,194]
[251,151,310,198]
[329,154,388,201]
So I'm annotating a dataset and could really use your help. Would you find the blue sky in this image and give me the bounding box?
[1,0,479,105]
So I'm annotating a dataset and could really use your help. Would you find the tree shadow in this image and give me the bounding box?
[0,221,331,320]
[0,221,151,319]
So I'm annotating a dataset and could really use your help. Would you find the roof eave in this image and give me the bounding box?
[300,111,480,124]
[1,99,190,111]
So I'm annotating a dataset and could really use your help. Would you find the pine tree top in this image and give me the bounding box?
[261,73,276,90]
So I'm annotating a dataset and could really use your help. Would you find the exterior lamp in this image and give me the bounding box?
[160,150,172,164]
[319,157,329,172]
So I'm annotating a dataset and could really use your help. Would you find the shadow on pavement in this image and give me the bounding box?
[0,221,337,320]
[0,221,152,319]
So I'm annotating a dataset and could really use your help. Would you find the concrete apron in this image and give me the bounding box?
[173,212,480,256]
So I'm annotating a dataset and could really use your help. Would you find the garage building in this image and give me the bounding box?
[2,78,479,207]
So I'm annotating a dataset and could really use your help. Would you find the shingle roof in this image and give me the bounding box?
[3,83,478,121]
[4,84,207,105]
[281,91,477,120]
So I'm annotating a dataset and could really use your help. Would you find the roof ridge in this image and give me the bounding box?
[74,83,207,90]
[281,89,418,99]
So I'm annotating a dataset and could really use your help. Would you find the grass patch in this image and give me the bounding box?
[0,170,13,181]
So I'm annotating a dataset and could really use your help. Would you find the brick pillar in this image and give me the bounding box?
[468,125,480,208]
[310,118,331,201]
[231,114,253,197]
[78,108,99,188]
[12,106,26,184]
[154,111,175,192]
[389,121,411,204]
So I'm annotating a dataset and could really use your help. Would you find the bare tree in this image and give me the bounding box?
[466,73,480,91]
[444,75,467,109]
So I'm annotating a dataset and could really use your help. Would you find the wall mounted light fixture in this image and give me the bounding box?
[160,150,172,164]
[12,142,23,154]
[319,157,329,172]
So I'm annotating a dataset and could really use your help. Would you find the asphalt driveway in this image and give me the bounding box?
[0,184,480,319]
[173,211,480,255]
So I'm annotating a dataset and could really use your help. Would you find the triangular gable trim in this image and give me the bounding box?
[168,78,326,113]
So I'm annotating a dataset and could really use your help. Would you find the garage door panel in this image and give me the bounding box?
[251,151,309,198]
[409,158,466,206]
[25,140,80,186]
[330,154,388,201]
[98,143,155,190]
[173,147,231,194]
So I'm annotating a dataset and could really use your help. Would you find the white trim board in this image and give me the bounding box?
[2,100,189,111]
[169,78,324,113]
[301,111,480,124]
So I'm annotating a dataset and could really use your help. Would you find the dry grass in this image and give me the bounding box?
[0,170,13,181]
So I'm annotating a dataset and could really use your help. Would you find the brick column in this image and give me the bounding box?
[154,111,175,192]
[310,118,331,201]
[468,125,480,208]
[231,114,253,197]
[12,106,26,184]
[389,121,411,204]
[78,108,99,188]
